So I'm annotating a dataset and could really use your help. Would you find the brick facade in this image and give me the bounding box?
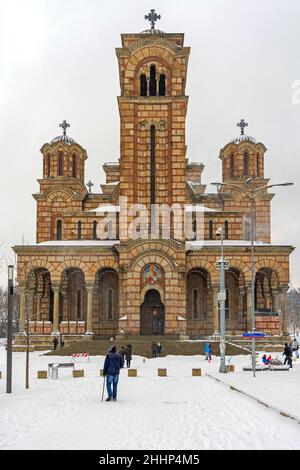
[13,27,293,340]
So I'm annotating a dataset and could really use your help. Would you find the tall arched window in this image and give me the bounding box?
[45,154,51,178]
[159,74,166,96]
[78,221,82,240]
[76,289,82,320]
[230,154,235,178]
[107,288,114,320]
[150,125,156,204]
[93,221,98,240]
[243,151,249,176]
[58,153,63,176]
[72,154,76,178]
[149,65,157,96]
[256,153,260,177]
[56,220,62,241]
[192,288,199,319]
[225,220,229,239]
[209,220,213,240]
[140,74,147,96]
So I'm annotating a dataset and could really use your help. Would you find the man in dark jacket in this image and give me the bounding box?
[283,343,293,368]
[103,345,124,401]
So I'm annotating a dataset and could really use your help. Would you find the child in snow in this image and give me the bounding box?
[204,342,212,362]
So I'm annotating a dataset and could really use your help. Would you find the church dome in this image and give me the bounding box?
[50,134,77,145]
[230,134,257,145]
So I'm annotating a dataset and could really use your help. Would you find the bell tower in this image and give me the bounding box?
[116,11,190,218]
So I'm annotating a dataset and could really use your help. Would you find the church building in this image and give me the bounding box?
[13,12,293,346]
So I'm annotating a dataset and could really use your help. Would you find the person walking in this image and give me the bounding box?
[156,342,162,357]
[119,346,126,363]
[125,344,132,368]
[204,342,212,362]
[103,345,124,402]
[283,343,293,368]
[53,337,58,351]
[151,342,157,358]
[59,334,65,348]
[291,338,299,359]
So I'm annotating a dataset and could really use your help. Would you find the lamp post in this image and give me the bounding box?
[212,180,293,378]
[6,265,14,393]
[215,226,229,373]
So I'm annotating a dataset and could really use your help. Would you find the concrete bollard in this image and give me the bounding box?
[158,368,167,377]
[37,371,48,379]
[192,368,202,377]
[128,369,137,377]
[73,369,84,378]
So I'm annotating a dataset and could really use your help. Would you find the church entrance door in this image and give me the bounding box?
[140,289,165,336]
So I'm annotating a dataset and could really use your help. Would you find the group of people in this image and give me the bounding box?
[52,334,65,350]
[151,342,162,358]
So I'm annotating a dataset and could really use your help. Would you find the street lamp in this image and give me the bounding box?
[215,226,229,373]
[6,265,14,393]
[212,180,294,378]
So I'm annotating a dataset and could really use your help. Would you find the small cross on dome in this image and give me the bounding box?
[237,119,248,136]
[59,120,70,136]
[145,9,161,29]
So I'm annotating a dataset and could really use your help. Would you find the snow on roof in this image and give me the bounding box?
[88,205,120,213]
[185,205,216,213]
[186,240,273,250]
[230,135,257,145]
[37,240,120,247]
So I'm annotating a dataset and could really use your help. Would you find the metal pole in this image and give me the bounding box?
[219,227,227,373]
[250,196,256,378]
[6,265,14,393]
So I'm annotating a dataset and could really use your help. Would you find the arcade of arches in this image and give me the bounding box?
[17,254,290,339]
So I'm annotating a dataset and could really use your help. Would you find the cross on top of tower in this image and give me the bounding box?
[86,180,94,193]
[237,119,248,136]
[145,9,161,29]
[59,120,70,136]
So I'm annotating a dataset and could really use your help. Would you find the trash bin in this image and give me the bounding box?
[51,364,59,380]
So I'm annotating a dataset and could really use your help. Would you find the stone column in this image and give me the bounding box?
[52,285,60,335]
[19,286,26,335]
[246,286,252,331]
[212,286,219,335]
[280,285,289,336]
[272,289,279,313]
[85,285,94,336]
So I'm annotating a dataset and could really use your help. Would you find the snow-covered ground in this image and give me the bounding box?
[0,343,300,450]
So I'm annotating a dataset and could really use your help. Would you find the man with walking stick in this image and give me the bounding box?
[102,345,124,402]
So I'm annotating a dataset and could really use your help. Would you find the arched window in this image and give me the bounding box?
[230,154,235,178]
[93,221,98,240]
[224,220,229,239]
[192,288,199,319]
[72,154,76,178]
[149,65,157,96]
[45,154,50,178]
[159,74,166,96]
[58,153,63,176]
[56,220,62,241]
[76,289,82,320]
[243,151,249,176]
[256,153,260,177]
[78,221,82,240]
[140,74,147,96]
[209,220,213,240]
[150,125,156,205]
[107,288,114,320]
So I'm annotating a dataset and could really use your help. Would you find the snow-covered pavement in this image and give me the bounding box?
[1,345,300,450]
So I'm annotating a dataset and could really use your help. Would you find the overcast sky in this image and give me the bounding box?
[0,0,299,287]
